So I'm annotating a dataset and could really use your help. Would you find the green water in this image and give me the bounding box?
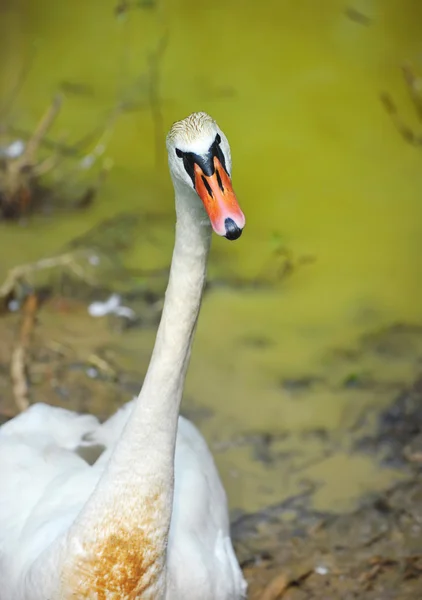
[1,0,422,513]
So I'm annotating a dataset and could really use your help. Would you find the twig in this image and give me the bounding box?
[10,294,38,412]
[16,95,63,170]
[259,573,290,600]
[77,104,123,170]
[402,64,422,121]
[2,96,63,209]
[380,65,422,147]
[0,52,35,119]
[259,567,312,600]
[3,125,81,157]
[32,153,60,177]
[380,92,422,146]
[147,30,169,169]
[0,251,97,299]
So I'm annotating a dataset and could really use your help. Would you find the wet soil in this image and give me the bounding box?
[239,477,422,599]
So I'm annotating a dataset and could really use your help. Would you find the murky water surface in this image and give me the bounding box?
[1,0,422,515]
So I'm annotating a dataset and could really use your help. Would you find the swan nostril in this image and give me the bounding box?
[224,218,242,241]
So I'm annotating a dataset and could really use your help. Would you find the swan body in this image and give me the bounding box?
[0,112,247,600]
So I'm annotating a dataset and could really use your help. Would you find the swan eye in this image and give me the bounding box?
[215,134,221,144]
[175,148,183,158]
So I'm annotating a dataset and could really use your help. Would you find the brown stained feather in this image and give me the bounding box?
[61,491,167,599]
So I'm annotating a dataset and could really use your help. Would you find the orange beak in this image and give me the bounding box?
[194,157,245,240]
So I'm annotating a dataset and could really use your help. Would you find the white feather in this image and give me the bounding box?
[0,401,246,599]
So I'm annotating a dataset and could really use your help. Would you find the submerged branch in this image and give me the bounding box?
[10,294,39,412]
[0,252,98,300]
[18,95,63,169]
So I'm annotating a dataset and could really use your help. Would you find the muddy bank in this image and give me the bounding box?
[1,292,422,597]
[238,477,422,599]
[234,366,422,598]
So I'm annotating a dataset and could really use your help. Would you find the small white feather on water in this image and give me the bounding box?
[88,294,135,319]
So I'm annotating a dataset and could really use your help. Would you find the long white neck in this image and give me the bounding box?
[58,179,212,599]
[108,179,211,482]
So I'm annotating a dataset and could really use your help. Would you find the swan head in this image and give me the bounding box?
[166,112,245,240]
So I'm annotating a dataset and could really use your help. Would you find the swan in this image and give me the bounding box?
[0,112,247,600]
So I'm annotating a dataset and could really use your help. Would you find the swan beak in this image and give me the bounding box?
[194,158,245,240]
